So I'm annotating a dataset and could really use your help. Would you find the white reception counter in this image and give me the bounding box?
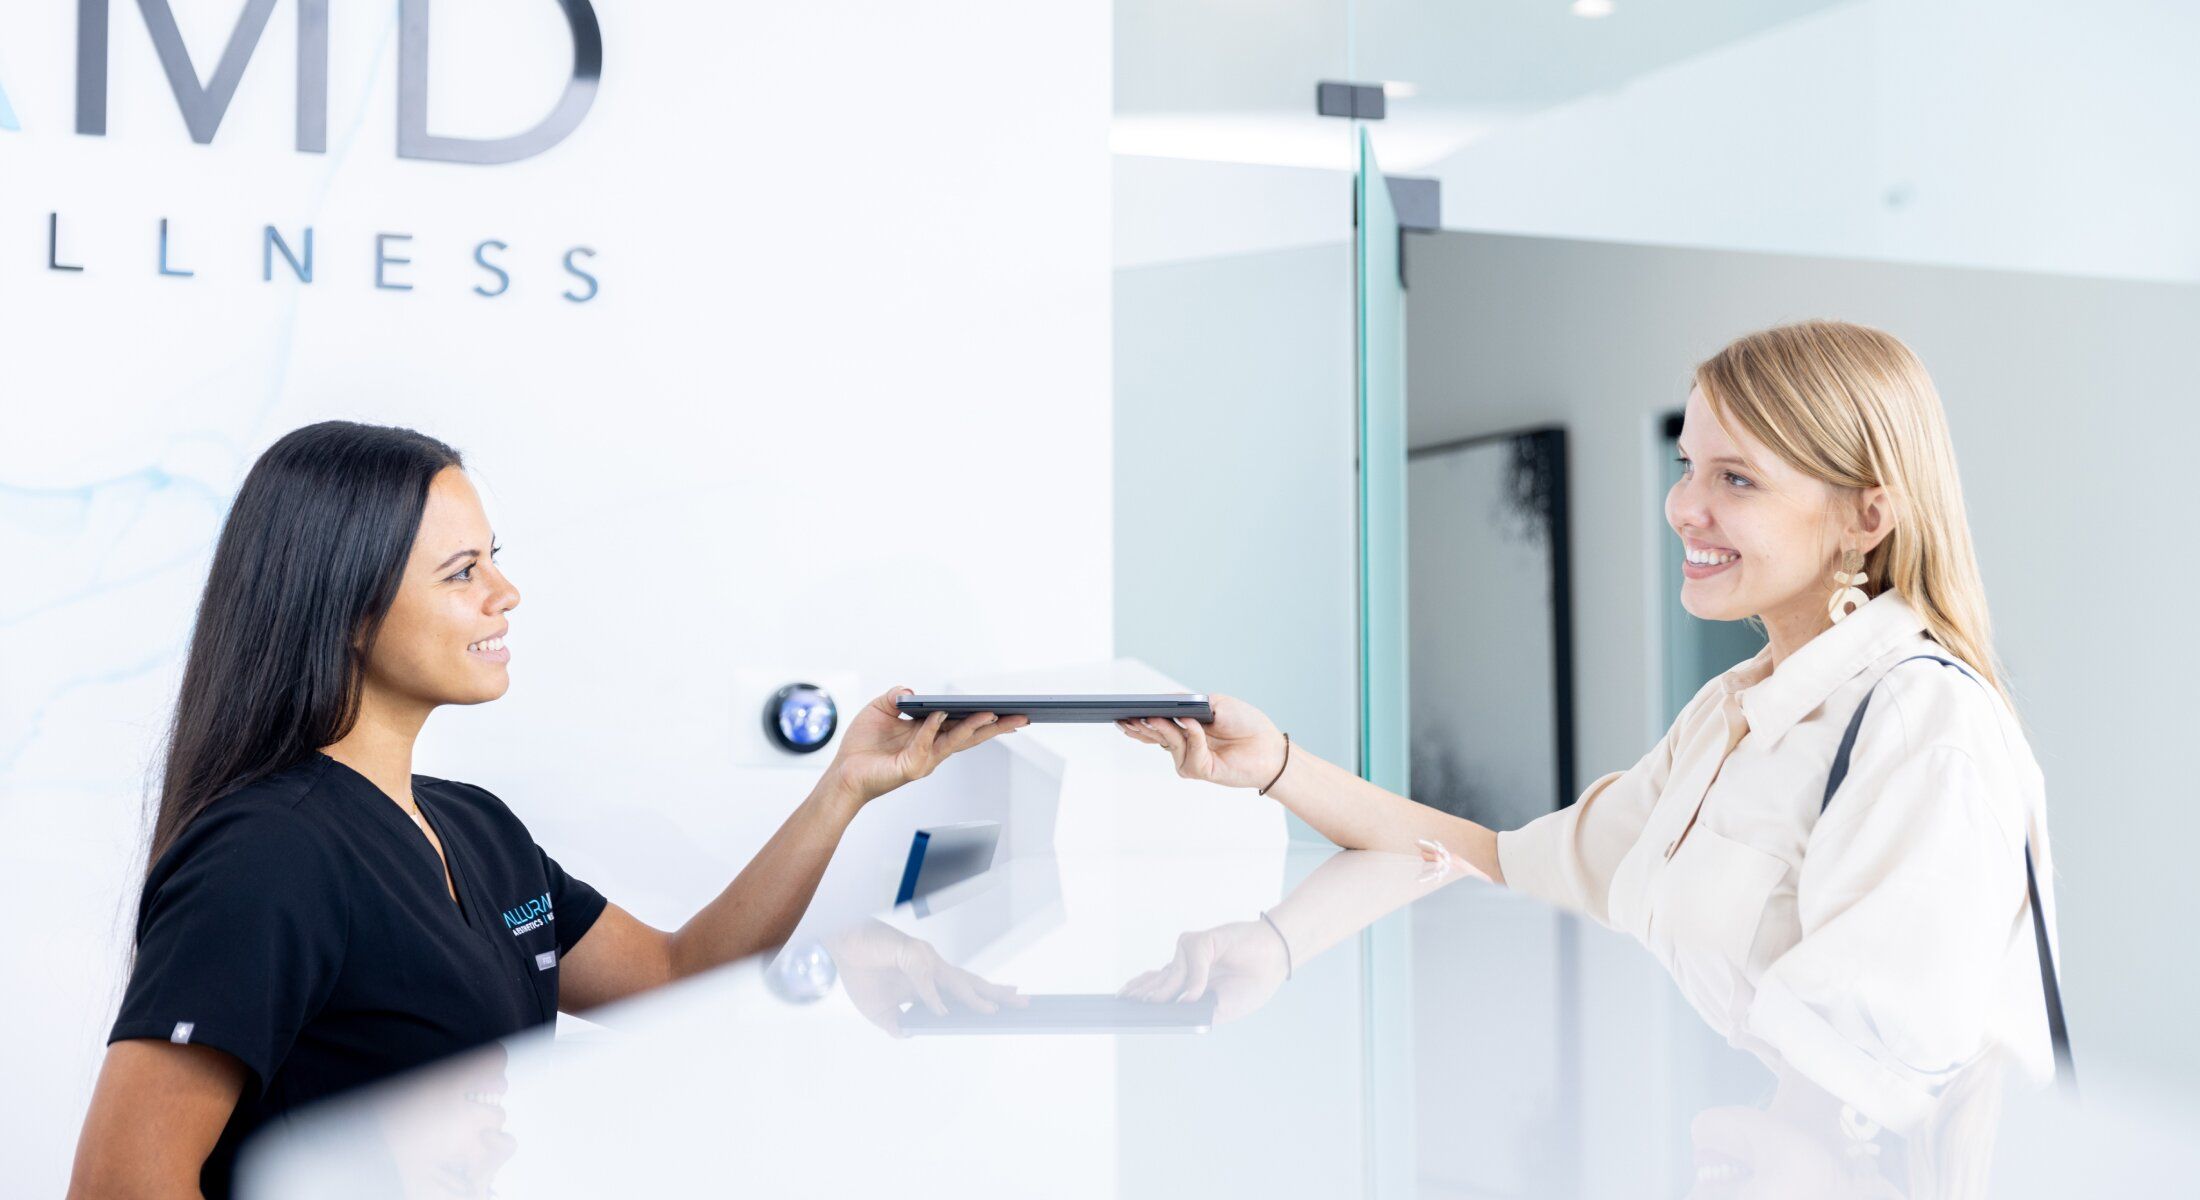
[237,837,2197,1198]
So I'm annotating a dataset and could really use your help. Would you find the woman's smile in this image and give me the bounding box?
[466,630,511,664]
[1681,540,1741,580]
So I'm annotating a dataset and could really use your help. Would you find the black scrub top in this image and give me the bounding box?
[108,751,608,1198]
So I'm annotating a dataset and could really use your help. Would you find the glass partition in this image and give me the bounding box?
[1355,127,1410,796]
[1111,0,1364,785]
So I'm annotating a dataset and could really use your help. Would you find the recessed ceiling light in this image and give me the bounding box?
[1572,0,1615,18]
[1382,81,1420,100]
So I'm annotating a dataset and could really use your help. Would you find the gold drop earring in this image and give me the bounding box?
[1828,549,1869,624]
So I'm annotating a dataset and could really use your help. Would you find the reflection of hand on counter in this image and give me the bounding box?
[825,920,1029,1037]
[1117,921,1289,1023]
[1120,849,1468,1023]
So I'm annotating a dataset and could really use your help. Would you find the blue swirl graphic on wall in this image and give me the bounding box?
[0,74,17,131]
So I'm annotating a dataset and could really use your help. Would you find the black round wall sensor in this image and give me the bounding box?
[764,683,838,754]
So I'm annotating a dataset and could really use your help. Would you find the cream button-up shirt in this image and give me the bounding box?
[1497,591,2059,1132]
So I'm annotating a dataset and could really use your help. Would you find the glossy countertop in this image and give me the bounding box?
[237,842,2197,1199]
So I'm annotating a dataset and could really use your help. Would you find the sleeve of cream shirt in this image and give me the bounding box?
[1494,675,1723,925]
[1744,678,2032,1134]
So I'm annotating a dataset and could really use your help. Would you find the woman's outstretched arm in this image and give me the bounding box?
[560,688,1026,1012]
[1260,742,1502,882]
[1119,695,1504,883]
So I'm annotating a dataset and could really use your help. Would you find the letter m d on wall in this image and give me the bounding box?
[76,0,600,164]
[77,0,330,150]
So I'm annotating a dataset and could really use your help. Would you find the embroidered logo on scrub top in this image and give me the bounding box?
[170,1021,194,1044]
[501,892,554,936]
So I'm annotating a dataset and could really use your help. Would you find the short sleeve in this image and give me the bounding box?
[1744,743,2029,1133]
[540,846,608,957]
[1496,676,1722,923]
[108,803,350,1092]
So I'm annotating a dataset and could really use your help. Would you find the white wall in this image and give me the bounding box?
[1404,228,2200,1094]
[1422,0,2200,285]
[0,3,1112,1193]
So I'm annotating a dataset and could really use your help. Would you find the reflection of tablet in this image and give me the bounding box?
[898,993,1218,1035]
[895,694,1214,723]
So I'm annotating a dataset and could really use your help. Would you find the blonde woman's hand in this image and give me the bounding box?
[1114,693,1285,790]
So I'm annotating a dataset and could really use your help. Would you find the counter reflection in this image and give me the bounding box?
[239,846,2170,1199]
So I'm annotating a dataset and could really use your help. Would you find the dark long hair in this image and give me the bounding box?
[145,421,464,878]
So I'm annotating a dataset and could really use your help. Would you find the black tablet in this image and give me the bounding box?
[894,693,1214,723]
[897,993,1218,1035]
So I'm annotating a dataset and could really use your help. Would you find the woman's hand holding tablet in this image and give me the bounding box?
[1115,693,1286,791]
[828,687,1031,806]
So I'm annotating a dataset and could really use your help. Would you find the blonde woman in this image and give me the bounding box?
[1119,320,2062,1138]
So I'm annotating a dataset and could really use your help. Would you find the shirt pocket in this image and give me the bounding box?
[1648,826,1791,1032]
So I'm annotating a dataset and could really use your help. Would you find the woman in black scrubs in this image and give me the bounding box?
[66,422,1025,1198]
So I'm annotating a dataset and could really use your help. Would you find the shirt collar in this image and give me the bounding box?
[1728,590,1930,742]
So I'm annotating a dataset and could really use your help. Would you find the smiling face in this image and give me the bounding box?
[359,467,521,712]
[1666,387,1857,639]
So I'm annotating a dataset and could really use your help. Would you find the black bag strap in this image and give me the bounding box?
[1821,652,2075,1090]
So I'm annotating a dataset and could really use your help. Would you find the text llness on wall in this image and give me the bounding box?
[7,0,605,302]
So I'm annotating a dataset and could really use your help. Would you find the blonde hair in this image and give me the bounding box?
[1695,320,2010,704]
